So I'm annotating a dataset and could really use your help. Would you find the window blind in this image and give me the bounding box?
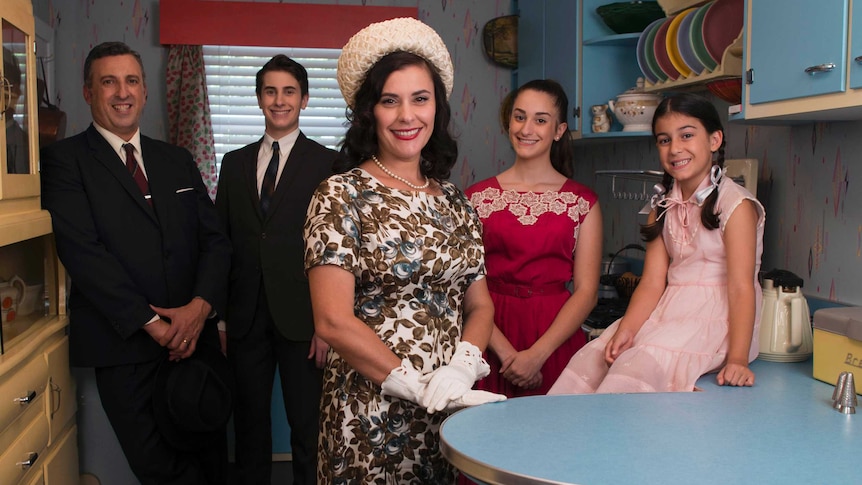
[203,45,348,171]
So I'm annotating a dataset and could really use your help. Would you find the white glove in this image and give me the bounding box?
[419,341,491,413]
[444,389,507,412]
[380,358,426,406]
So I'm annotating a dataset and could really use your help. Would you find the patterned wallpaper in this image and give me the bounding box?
[32,0,858,306]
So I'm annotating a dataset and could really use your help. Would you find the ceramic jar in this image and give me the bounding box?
[608,90,663,132]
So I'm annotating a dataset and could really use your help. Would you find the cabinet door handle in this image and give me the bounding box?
[855,56,862,64]
[804,63,836,74]
[13,390,37,404]
[16,452,39,469]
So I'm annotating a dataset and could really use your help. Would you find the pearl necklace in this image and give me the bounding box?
[371,155,430,190]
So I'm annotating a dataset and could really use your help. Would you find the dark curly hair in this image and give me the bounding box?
[336,51,458,180]
[500,79,573,178]
[641,92,725,242]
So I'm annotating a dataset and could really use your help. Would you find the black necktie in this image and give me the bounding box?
[260,141,279,215]
[124,143,151,205]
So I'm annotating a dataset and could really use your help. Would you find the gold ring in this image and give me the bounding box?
[182,339,189,344]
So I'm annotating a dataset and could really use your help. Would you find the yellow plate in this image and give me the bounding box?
[666,8,696,78]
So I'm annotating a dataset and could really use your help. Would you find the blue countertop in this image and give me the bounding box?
[440,359,859,485]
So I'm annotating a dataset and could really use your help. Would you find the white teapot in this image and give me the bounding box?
[608,78,663,132]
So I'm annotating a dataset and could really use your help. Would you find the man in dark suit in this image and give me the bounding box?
[215,54,340,485]
[40,42,231,484]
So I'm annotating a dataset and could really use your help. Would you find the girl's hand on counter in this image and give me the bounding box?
[716,361,755,387]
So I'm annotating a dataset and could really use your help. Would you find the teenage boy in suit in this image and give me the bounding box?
[40,41,232,484]
[215,54,340,485]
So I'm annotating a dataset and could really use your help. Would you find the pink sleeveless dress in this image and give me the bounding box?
[466,177,598,397]
[549,174,765,394]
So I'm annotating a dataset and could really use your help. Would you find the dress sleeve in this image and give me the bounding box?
[717,180,765,233]
[304,175,362,275]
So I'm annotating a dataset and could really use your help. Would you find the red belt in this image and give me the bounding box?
[486,279,569,298]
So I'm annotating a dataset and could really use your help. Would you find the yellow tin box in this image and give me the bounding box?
[812,306,862,393]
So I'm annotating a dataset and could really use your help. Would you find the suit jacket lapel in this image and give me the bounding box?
[264,132,311,219]
[242,139,265,221]
[86,126,157,222]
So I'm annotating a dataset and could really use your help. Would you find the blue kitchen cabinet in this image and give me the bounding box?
[517,0,580,129]
[850,0,862,89]
[747,0,848,104]
[742,0,862,120]
[517,0,656,138]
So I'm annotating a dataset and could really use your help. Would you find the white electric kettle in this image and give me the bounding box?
[758,269,813,362]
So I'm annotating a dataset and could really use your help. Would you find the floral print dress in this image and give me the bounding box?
[304,168,486,484]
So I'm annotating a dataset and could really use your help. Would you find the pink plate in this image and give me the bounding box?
[653,18,680,81]
[702,0,744,64]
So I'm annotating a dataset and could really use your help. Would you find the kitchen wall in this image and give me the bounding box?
[30,1,858,305]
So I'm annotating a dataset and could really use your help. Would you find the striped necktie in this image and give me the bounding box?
[123,143,150,205]
[260,141,279,214]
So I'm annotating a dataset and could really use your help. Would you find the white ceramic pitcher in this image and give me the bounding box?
[759,269,813,362]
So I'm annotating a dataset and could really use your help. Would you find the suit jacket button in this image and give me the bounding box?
[261,232,267,239]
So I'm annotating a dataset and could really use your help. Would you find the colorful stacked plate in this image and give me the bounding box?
[675,7,704,75]
[637,17,665,83]
[706,78,742,104]
[653,18,680,80]
[690,2,716,72]
[665,10,693,78]
[702,0,744,65]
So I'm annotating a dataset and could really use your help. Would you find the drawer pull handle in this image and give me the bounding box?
[855,56,862,64]
[16,452,39,469]
[14,390,37,404]
[804,63,836,74]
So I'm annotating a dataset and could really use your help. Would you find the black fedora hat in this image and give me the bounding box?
[152,343,234,451]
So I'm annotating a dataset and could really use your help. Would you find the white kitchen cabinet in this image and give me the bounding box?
[0,0,40,200]
[0,0,78,483]
[742,0,862,121]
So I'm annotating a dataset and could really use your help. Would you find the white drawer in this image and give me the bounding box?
[0,393,44,454]
[41,425,79,485]
[44,337,75,443]
[0,413,48,485]
[0,356,48,436]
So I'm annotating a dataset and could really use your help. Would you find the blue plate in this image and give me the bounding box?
[676,7,705,75]
[638,17,665,83]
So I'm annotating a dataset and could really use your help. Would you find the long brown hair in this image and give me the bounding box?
[500,79,573,178]
[641,93,725,242]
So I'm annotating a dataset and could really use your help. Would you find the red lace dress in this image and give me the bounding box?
[466,177,598,396]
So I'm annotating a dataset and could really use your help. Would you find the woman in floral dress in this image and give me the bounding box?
[304,18,505,484]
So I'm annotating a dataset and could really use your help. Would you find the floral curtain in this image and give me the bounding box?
[165,45,218,199]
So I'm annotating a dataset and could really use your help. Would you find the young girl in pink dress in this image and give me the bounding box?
[466,80,603,397]
[549,92,765,394]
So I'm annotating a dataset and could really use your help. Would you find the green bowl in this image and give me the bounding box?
[596,1,666,34]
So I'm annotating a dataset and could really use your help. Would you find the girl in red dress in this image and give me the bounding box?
[465,79,603,397]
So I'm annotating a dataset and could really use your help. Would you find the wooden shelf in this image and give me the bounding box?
[571,130,652,142]
[657,0,711,16]
[583,33,641,46]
